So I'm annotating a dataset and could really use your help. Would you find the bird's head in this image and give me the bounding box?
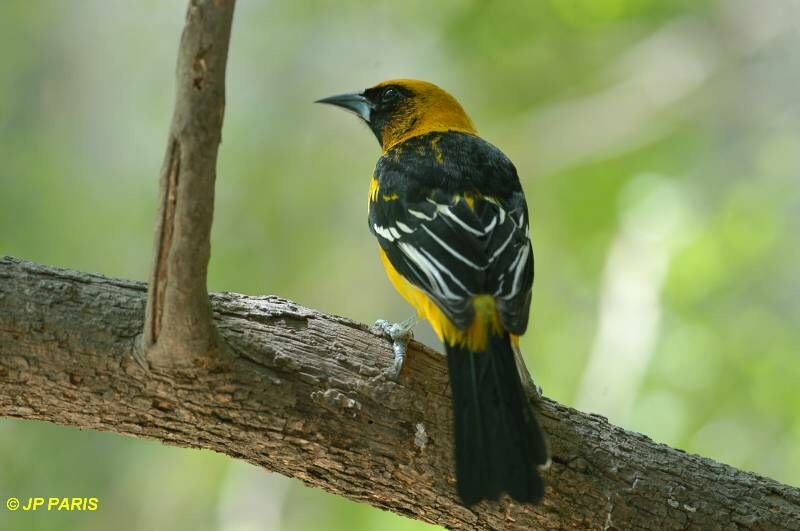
[316,79,477,151]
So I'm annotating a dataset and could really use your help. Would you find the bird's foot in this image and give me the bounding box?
[373,316,417,379]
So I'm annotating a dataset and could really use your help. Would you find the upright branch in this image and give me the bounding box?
[143,0,236,365]
[4,1,800,529]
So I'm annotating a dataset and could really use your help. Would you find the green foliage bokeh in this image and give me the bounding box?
[1,1,798,530]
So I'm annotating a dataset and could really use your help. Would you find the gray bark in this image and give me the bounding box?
[143,0,235,365]
[2,256,798,530]
[3,0,799,528]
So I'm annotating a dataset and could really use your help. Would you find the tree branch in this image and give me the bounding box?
[143,0,235,365]
[1,256,798,530]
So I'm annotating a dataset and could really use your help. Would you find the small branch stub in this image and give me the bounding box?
[142,0,236,366]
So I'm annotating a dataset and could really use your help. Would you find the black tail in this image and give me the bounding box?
[446,332,549,505]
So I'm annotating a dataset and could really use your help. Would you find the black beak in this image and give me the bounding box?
[315,91,372,123]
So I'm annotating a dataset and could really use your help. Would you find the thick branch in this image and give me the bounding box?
[143,0,235,364]
[1,257,798,530]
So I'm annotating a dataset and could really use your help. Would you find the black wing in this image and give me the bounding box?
[369,132,533,334]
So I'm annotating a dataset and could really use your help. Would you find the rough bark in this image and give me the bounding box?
[143,0,235,365]
[1,256,798,530]
[11,0,797,528]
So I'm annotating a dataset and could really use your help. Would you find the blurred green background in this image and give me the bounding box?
[2,0,799,529]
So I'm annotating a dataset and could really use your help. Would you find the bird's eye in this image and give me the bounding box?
[381,87,400,103]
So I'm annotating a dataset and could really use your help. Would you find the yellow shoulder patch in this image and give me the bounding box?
[453,192,480,210]
[368,177,380,211]
[430,136,444,164]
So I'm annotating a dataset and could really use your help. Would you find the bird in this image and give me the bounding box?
[317,79,549,506]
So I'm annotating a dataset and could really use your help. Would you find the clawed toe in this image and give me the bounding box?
[373,317,417,379]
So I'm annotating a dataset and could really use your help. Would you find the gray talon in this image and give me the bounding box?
[374,317,417,379]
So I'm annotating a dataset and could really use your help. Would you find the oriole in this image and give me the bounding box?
[318,79,549,505]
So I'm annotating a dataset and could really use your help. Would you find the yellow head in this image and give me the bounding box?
[317,79,477,151]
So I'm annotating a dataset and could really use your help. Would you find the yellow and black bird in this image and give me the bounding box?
[318,79,549,505]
